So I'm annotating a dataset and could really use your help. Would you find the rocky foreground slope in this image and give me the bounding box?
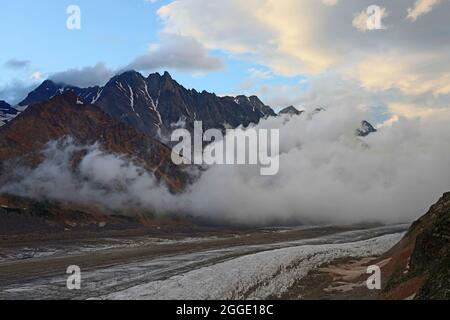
[280,193,450,300]
[381,192,450,299]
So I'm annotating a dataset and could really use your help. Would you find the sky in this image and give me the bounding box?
[1,0,450,124]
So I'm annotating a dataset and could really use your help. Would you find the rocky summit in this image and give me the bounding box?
[17,71,275,139]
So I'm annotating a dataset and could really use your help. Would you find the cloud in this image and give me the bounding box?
[0,138,176,212]
[240,68,273,90]
[0,80,38,105]
[49,62,115,87]
[387,101,450,120]
[247,68,273,80]
[127,34,224,73]
[407,0,442,21]
[2,34,224,96]
[157,0,450,99]
[352,52,450,96]
[321,0,338,6]
[156,0,352,74]
[3,81,450,226]
[4,59,30,70]
[30,71,42,81]
[180,107,450,225]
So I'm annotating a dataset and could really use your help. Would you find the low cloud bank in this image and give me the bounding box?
[2,107,450,226]
[0,138,176,213]
[183,107,450,225]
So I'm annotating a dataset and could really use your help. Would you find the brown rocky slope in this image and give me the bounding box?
[0,92,190,230]
[0,92,186,191]
[381,192,450,299]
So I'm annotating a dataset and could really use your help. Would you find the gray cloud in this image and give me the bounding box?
[0,138,176,212]
[33,34,224,89]
[0,80,38,105]
[127,34,224,73]
[4,59,31,70]
[49,62,115,88]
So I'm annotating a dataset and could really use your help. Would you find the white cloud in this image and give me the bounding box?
[352,52,450,96]
[407,0,442,22]
[247,68,273,80]
[0,139,175,211]
[157,0,450,82]
[240,68,273,90]
[321,0,338,6]
[30,71,42,81]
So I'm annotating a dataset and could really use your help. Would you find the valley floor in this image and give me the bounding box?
[0,224,408,300]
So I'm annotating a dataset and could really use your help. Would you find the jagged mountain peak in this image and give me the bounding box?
[113,70,145,82]
[356,120,377,137]
[13,71,275,138]
[0,100,19,127]
[19,80,61,107]
[0,100,11,109]
[162,70,172,79]
[234,95,276,117]
[279,106,303,116]
[18,79,103,108]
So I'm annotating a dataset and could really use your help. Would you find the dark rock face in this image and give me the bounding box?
[279,106,303,116]
[18,80,62,107]
[356,120,377,137]
[17,71,276,138]
[19,80,102,107]
[95,71,276,137]
[0,92,187,192]
[384,192,450,299]
[234,95,277,118]
[0,101,19,126]
[93,71,163,137]
[0,101,18,115]
[410,192,450,299]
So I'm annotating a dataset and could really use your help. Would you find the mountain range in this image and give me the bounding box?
[0,70,377,195]
[14,71,276,139]
[3,70,379,144]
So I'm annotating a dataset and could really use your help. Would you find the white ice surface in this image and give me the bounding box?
[101,233,403,300]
